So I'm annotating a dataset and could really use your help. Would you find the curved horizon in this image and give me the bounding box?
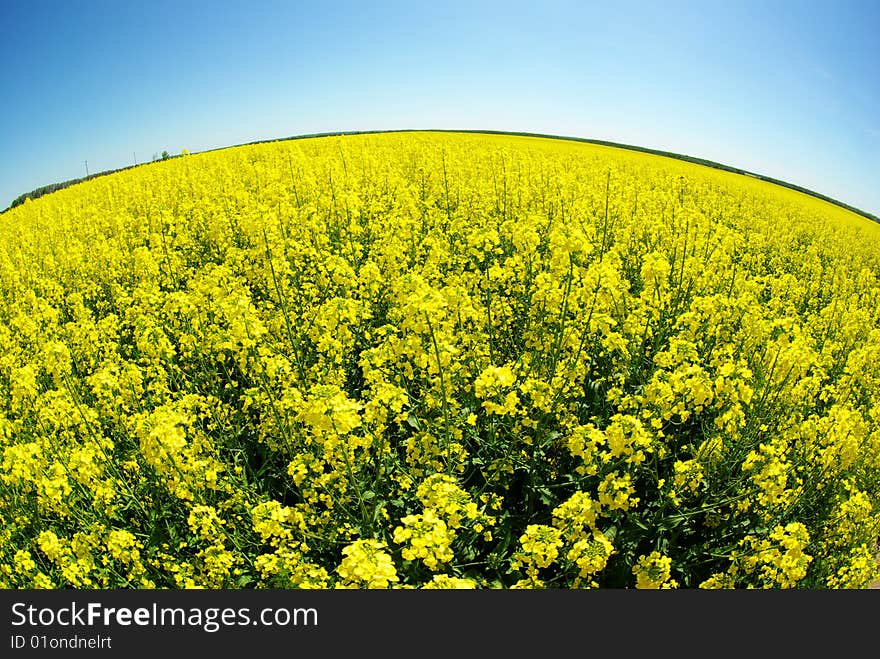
[2,2,877,217]
[6,127,878,226]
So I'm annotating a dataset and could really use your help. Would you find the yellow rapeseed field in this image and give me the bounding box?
[1,131,878,589]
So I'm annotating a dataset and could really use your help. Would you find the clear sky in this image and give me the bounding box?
[2,0,878,215]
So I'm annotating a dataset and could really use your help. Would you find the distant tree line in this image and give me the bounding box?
[3,151,177,213]
[6,171,122,211]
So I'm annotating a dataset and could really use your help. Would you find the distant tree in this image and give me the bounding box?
[152,153,158,161]
[161,150,170,160]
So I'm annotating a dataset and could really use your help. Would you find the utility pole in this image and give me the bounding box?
[85,160,89,177]
[134,152,137,166]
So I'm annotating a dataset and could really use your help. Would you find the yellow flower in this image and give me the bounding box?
[336,539,399,588]
[633,551,677,589]
[518,525,563,569]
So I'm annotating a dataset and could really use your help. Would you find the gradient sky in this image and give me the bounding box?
[2,0,878,215]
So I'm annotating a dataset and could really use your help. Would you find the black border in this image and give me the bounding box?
[1,588,876,655]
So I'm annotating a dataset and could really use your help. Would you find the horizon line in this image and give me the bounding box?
[4,127,879,225]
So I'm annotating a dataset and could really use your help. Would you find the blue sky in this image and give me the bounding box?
[2,0,878,215]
